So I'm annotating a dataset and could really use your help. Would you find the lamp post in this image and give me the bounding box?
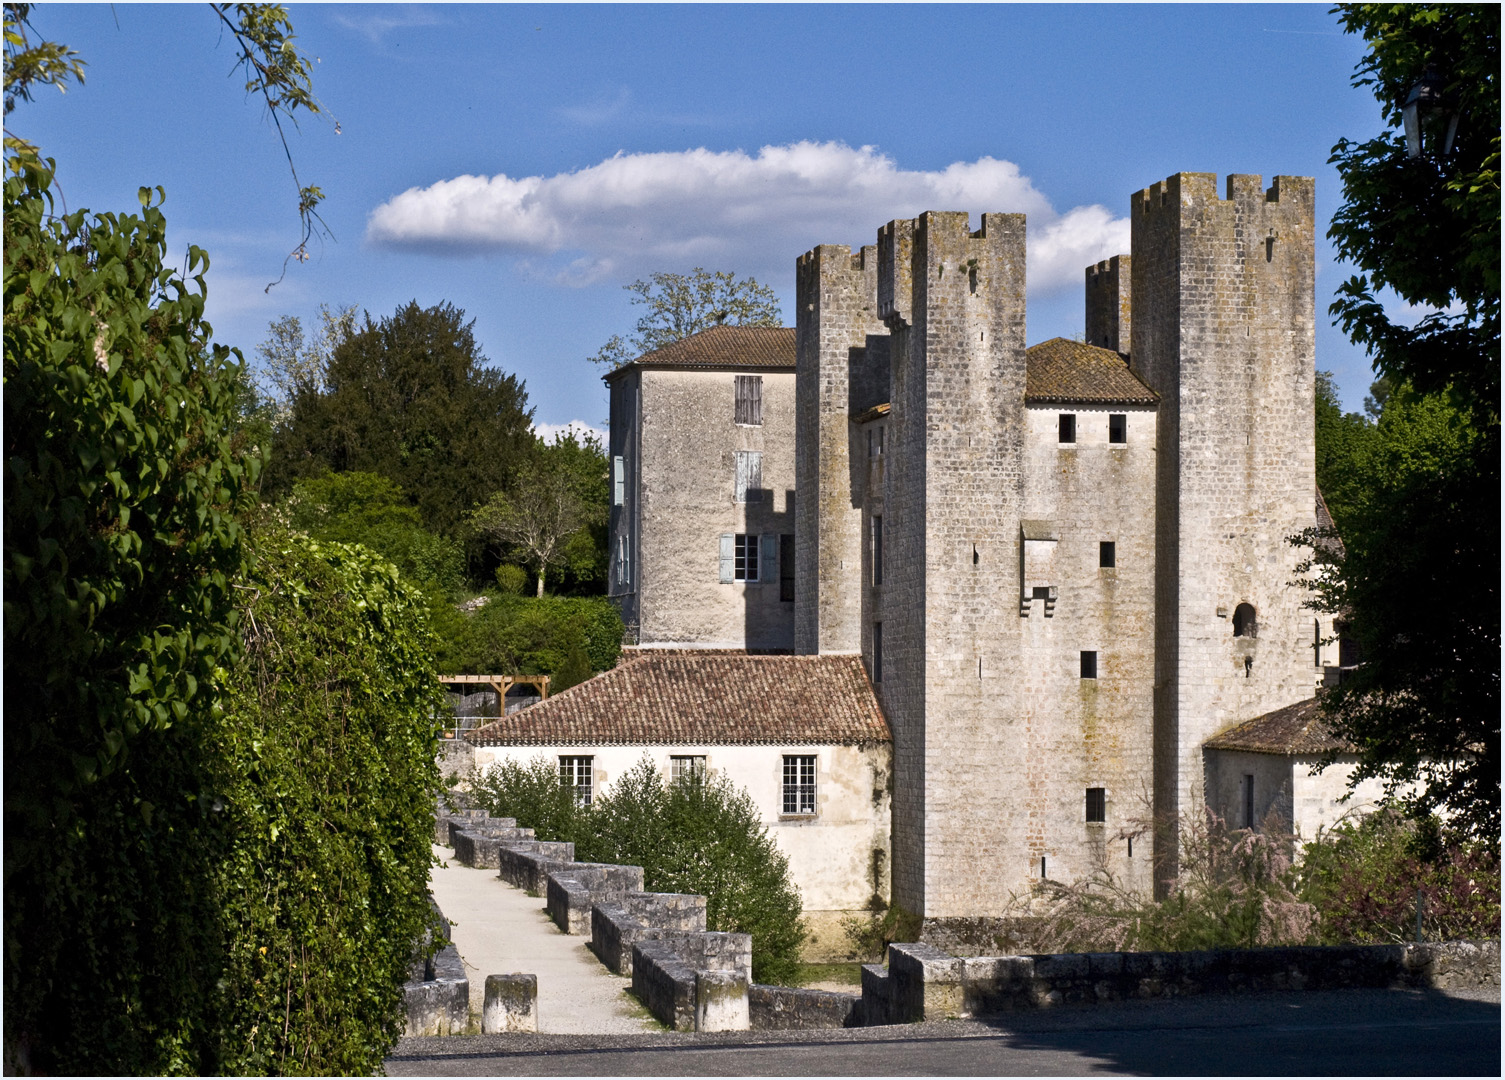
[1401,65,1459,159]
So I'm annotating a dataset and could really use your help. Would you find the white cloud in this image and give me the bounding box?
[365,142,1128,295]
[534,420,607,447]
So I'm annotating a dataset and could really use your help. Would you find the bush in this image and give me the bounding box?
[433,593,622,676]
[1297,808,1501,943]
[495,563,530,595]
[217,534,444,1073]
[469,756,806,983]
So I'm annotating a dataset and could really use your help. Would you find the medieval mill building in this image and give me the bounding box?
[464,171,1379,957]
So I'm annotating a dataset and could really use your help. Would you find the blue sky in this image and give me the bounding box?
[19,3,1388,432]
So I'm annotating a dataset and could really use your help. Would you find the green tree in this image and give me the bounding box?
[431,593,622,677]
[588,268,782,368]
[1304,5,1500,843]
[470,432,607,597]
[253,303,356,421]
[269,300,535,536]
[3,153,257,1073]
[1313,370,1378,529]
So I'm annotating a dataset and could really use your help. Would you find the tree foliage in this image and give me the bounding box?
[1328,4,1499,412]
[269,300,535,536]
[1313,370,1378,529]
[470,431,607,597]
[468,756,807,983]
[588,268,782,368]
[253,303,356,421]
[430,592,622,677]
[217,533,444,1074]
[1304,5,1500,843]
[3,152,257,1073]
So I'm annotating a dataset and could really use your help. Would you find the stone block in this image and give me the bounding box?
[696,970,751,1032]
[482,973,538,1034]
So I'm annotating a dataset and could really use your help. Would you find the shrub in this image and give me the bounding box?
[469,755,806,983]
[1297,807,1501,943]
[217,534,444,1073]
[495,563,530,595]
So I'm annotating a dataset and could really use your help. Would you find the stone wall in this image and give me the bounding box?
[402,903,470,1037]
[1084,255,1131,353]
[749,984,862,1030]
[868,939,1500,1023]
[546,863,645,935]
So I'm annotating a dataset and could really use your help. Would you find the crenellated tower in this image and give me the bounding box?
[1129,173,1317,884]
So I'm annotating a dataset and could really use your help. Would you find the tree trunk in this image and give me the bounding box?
[536,572,545,598]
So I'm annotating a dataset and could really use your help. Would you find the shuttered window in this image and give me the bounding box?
[612,455,625,506]
[721,534,761,582]
[734,375,763,426]
[734,451,763,503]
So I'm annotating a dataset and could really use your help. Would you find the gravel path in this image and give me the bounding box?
[428,845,661,1035]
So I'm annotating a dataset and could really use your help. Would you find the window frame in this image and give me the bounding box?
[1108,413,1127,444]
[670,755,707,783]
[1085,787,1107,823]
[1058,413,1077,444]
[560,755,594,807]
[1099,540,1116,569]
[781,754,817,816]
[1080,650,1098,680]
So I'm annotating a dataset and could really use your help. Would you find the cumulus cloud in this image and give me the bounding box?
[534,420,607,446]
[366,142,1128,294]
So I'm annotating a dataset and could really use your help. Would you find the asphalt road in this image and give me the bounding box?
[386,986,1501,1076]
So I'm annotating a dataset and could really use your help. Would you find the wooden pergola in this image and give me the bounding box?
[439,674,551,703]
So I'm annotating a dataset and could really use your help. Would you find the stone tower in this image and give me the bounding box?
[1085,254,1131,354]
[1129,173,1317,880]
[794,245,887,656]
[876,211,1030,916]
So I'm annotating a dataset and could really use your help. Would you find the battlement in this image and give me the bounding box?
[1085,254,1131,354]
[1133,172,1315,221]
[876,218,915,328]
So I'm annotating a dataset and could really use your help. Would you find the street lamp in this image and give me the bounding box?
[1401,65,1459,159]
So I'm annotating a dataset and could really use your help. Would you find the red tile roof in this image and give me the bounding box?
[466,653,890,747]
[1024,337,1159,405]
[606,325,795,377]
[1203,697,1357,756]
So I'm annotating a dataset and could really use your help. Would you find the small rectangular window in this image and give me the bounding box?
[1086,787,1106,823]
[872,621,883,684]
[734,375,763,426]
[1109,414,1127,444]
[1080,650,1098,679]
[1243,774,1256,829]
[670,755,706,782]
[733,534,759,582]
[560,756,594,806]
[871,515,884,586]
[1313,618,1322,668]
[782,755,816,815]
[734,450,763,503]
[612,455,625,506]
[868,426,885,459]
[1058,414,1076,444]
[779,534,795,602]
[1099,541,1116,568]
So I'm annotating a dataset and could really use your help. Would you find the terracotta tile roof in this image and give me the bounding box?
[1203,697,1357,756]
[1025,337,1159,405]
[606,326,795,377]
[1315,488,1346,557]
[466,653,890,747]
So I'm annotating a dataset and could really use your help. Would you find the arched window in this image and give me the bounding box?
[1232,603,1257,638]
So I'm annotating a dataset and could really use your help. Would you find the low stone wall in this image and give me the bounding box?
[590,894,708,976]
[402,907,470,1037]
[632,940,700,1031]
[546,863,646,935]
[494,841,575,894]
[435,802,488,846]
[452,825,538,869]
[872,939,1503,1023]
[860,963,892,1026]
[482,973,537,1034]
[749,984,862,1030]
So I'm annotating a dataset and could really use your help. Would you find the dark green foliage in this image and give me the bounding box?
[217,534,444,1074]
[1328,4,1499,411]
[431,592,622,676]
[269,300,535,536]
[1297,808,1500,944]
[3,152,256,1073]
[1313,370,1378,529]
[290,470,465,596]
[551,643,593,693]
[469,756,807,983]
[1295,386,1498,841]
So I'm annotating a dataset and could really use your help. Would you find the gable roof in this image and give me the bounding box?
[466,652,890,747]
[1203,697,1357,756]
[1024,338,1159,405]
[604,325,795,379]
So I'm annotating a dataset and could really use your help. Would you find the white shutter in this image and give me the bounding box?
[612,456,625,506]
[734,453,748,503]
[719,534,735,583]
[760,533,777,583]
[748,451,762,497]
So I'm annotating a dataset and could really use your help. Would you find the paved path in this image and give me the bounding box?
[427,845,660,1035]
[389,985,1501,1076]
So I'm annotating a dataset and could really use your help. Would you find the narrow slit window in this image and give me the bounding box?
[1085,787,1106,823]
[1058,413,1077,444]
[872,622,882,684]
[1099,541,1116,568]
[1109,414,1127,444]
[780,534,795,602]
[871,515,883,586]
[1080,651,1098,679]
